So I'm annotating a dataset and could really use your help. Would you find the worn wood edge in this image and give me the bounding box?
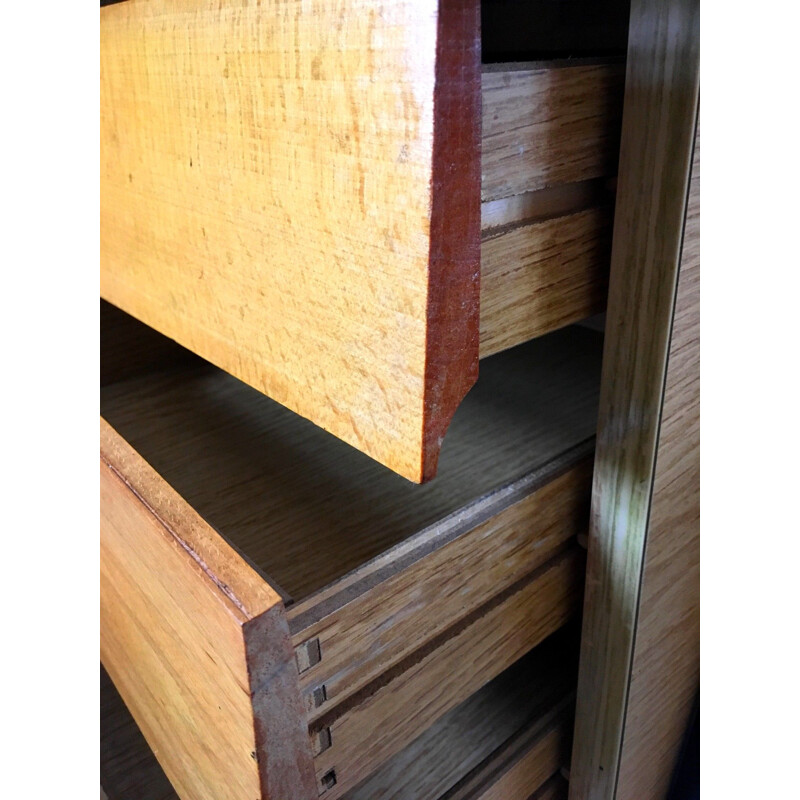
[443,696,575,800]
[568,1,700,797]
[101,457,259,799]
[101,417,279,617]
[291,453,593,722]
[420,0,482,482]
[311,547,584,798]
[244,607,319,799]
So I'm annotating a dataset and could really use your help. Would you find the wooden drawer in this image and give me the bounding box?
[100,309,601,799]
[102,628,576,800]
[100,0,622,481]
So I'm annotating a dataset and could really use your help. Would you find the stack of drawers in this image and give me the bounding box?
[100,1,626,798]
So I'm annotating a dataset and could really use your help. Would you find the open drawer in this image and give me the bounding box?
[100,308,601,799]
[101,628,575,800]
[100,0,622,481]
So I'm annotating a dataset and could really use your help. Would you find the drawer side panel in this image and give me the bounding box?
[100,420,316,800]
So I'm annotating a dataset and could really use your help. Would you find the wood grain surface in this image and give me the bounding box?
[480,207,611,357]
[615,125,699,800]
[443,698,573,800]
[100,420,316,800]
[481,61,623,202]
[311,547,584,798]
[101,0,481,484]
[568,1,700,797]
[292,460,592,723]
[101,633,575,800]
[345,627,578,800]
[101,325,603,602]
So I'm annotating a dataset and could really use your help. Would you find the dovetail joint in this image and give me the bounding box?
[304,684,328,714]
[296,637,322,674]
[312,727,332,756]
[319,769,337,794]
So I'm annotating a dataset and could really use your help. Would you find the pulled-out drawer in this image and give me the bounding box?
[100,310,601,799]
[101,0,621,481]
[101,629,575,800]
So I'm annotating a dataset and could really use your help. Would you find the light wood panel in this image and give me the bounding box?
[568,1,699,797]
[312,547,584,798]
[615,125,699,800]
[346,628,577,800]
[100,420,316,800]
[101,325,603,602]
[100,0,481,484]
[292,460,592,721]
[480,208,611,357]
[481,62,624,202]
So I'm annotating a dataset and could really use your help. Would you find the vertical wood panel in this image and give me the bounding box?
[568,0,699,797]
[615,126,699,800]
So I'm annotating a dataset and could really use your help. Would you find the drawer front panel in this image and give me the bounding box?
[100,420,316,800]
[101,0,481,484]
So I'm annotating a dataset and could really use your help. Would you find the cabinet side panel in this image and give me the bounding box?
[615,126,699,800]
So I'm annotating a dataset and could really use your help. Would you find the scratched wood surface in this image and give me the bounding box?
[568,1,699,797]
[100,420,317,800]
[101,0,481,483]
[615,124,699,800]
[345,627,577,800]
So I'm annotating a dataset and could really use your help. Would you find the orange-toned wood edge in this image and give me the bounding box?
[100,418,316,800]
[421,0,482,480]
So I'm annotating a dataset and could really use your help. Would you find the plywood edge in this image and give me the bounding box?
[420,0,482,482]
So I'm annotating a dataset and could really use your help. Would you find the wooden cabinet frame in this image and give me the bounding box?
[569,0,700,797]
